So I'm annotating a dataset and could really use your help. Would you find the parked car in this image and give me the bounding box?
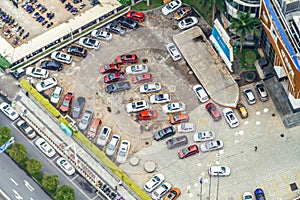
[126,10,145,22]
[166,135,188,149]
[78,109,93,131]
[104,72,126,83]
[12,68,26,79]
[0,102,19,121]
[105,22,126,35]
[255,82,268,101]
[16,119,36,139]
[99,63,121,74]
[56,157,75,176]
[149,94,171,104]
[138,109,158,120]
[177,123,195,133]
[164,188,181,200]
[208,166,231,176]
[125,64,148,74]
[153,126,176,141]
[106,134,120,156]
[174,6,192,20]
[35,77,57,92]
[144,173,165,192]
[26,67,49,79]
[193,84,209,103]
[205,103,221,121]
[59,92,73,113]
[72,96,86,119]
[67,45,87,58]
[200,140,223,152]
[96,126,111,146]
[78,37,100,50]
[178,16,198,30]
[243,88,256,105]
[236,103,248,118]
[50,51,73,64]
[118,16,139,29]
[132,73,152,84]
[166,42,182,61]
[116,54,138,64]
[140,82,161,93]
[162,102,185,113]
[243,192,254,200]
[41,60,63,71]
[116,140,131,163]
[35,138,56,158]
[169,114,189,124]
[91,29,112,41]
[161,0,182,15]
[106,81,131,94]
[178,144,199,159]
[152,182,172,200]
[193,131,215,142]
[254,188,266,200]
[126,100,149,113]
[50,86,63,104]
[222,108,239,128]
[86,118,101,140]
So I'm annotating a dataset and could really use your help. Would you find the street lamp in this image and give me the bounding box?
[216,172,220,200]
[199,177,203,200]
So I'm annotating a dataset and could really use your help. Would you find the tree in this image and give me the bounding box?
[7,142,27,163]
[200,0,226,23]
[0,126,12,146]
[55,185,75,200]
[229,11,261,53]
[42,174,59,193]
[26,158,42,175]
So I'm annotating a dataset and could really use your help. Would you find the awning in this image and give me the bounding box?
[274,65,287,79]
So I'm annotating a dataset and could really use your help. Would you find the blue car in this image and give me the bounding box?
[254,188,266,200]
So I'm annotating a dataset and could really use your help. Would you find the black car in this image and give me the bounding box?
[72,96,86,119]
[118,17,139,29]
[153,126,176,141]
[41,60,63,71]
[106,81,131,94]
[105,22,126,35]
[67,45,87,58]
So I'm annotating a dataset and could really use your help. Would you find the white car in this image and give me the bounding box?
[193,84,209,103]
[162,102,185,113]
[140,83,161,94]
[35,77,58,92]
[56,157,75,176]
[166,43,182,61]
[200,140,223,152]
[243,192,254,200]
[50,86,63,104]
[78,109,93,131]
[91,29,112,41]
[96,126,111,146]
[151,182,172,199]
[193,131,215,142]
[208,166,231,177]
[16,119,36,139]
[144,173,165,192]
[243,88,256,105]
[35,138,56,158]
[177,123,195,133]
[26,67,49,79]
[222,108,239,128]
[178,16,198,30]
[161,0,182,15]
[126,100,149,113]
[0,102,19,121]
[149,94,171,104]
[116,140,131,164]
[78,37,100,50]
[50,51,73,64]
[105,134,120,156]
[125,64,148,74]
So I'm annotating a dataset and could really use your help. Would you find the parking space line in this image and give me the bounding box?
[71,174,79,181]
[294,168,300,182]
[281,174,294,199]
[269,178,281,198]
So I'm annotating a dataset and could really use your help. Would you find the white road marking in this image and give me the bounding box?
[244,121,249,125]
[12,189,23,200]
[186,185,191,190]
[197,163,201,167]
[256,121,261,125]
[24,180,35,192]
[71,174,79,181]
[10,178,18,186]
[263,108,269,113]
[0,188,11,200]
[256,111,261,115]
[194,183,198,187]
[238,130,244,135]
[189,193,193,197]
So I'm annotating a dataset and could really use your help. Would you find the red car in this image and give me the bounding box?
[178,144,199,159]
[116,54,138,64]
[59,92,73,113]
[99,63,121,74]
[132,73,152,84]
[104,72,126,83]
[169,114,189,124]
[205,103,222,122]
[126,11,145,22]
[138,109,158,120]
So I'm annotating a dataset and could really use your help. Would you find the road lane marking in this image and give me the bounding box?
[24,180,35,192]
[0,188,11,200]
[10,178,18,186]
[12,189,23,200]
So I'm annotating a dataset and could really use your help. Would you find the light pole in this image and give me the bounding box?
[199,177,203,200]
[216,172,220,200]
[209,174,212,200]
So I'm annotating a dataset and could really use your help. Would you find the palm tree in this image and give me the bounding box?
[229,11,261,53]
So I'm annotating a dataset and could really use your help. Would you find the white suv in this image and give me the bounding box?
[208,166,231,177]
[26,67,49,79]
[222,108,239,128]
[35,77,58,92]
[106,134,120,156]
[50,86,63,104]
[50,51,73,64]
[166,43,182,61]
[126,100,149,113]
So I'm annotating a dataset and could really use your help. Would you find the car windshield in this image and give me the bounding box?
[107,144,115,150]
[173,115,179,121]
[181,148,188,155]
[156,94,163,100]
[53,93,59,98]
[100,134,107,140]
[62,101,69,107]
[81,118,88,124]
[104,65,109,70]
[154,176,160,182]
[118,150,126,157]
[198,132,203,138]
[109,74,114,79]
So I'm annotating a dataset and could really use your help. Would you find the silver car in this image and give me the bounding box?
[200,140,223,152]
[78,109,93,131]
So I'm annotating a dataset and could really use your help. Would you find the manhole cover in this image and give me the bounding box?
[168,85,176,92]
[290,182,298,191]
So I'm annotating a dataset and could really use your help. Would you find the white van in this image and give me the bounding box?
[166,42,182,61]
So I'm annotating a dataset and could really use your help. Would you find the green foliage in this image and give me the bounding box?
[42,174,60,193]
[245,50,257,64]
[7,142,28,163]
[0,54,11,70]
[0,126,12,146]
[118,0,130,6]
[55,185,76,200]
[26,158,43,175]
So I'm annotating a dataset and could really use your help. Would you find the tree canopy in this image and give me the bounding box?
[42,174,60,192]
[55,185,75,200]
[7,142,27,163]
[0,126,12,146]
[26,158,43,175]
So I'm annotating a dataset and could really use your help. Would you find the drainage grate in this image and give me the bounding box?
[290,182,298,191]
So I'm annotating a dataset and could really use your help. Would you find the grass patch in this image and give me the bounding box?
[234,48,258,71]
[0,55,11,70]
[132,0,163,11]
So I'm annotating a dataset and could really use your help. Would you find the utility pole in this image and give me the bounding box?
[209,174,212,200]
[216,173,220,200]
[200,177,203,200]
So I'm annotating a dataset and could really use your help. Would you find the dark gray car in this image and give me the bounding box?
[166,135,188,149]
[106,81,131,94]
[72,97,86,119]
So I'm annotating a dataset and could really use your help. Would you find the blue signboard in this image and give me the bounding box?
[212,27,231,61]
[60,122,73,137]
[0,137,14,154]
